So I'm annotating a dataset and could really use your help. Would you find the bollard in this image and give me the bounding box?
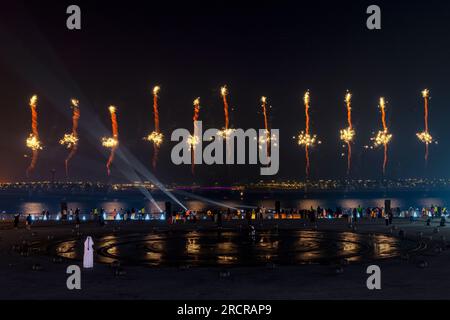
[334,266,344,274]
[179,265,190,270]
[219,270,231,278]
[434,246,443,254]
[114,268,127,276]
[266,262,277,269]
[52,257,63,264]
[400,253,410,261]
[340,258,349,266]
[32,263,43,271]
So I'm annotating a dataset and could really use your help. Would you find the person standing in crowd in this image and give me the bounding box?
[217,211,222,228]
[13,213,20,229]
[26,214,32,230]
[75,208,80,229]
[384,209,389,226]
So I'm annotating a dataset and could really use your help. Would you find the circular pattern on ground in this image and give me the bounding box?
[44,229,420,267]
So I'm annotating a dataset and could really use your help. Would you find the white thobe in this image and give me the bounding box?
[83,236,94,268]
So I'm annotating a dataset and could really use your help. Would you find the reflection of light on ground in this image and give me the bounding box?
[217,255,237,264]
[342,242,358,253]
[372,234,399,258]
[49,230,406,267]
[55,240,78,259]
[217,242,233,252]
[186,238,200,254]
[146,251,162,260]
[104,235,120,255]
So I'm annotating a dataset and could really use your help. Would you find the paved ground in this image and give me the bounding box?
[0,218,449,299]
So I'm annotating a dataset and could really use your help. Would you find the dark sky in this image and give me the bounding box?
[0,0,450,184]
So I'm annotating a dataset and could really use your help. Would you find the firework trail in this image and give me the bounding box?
[297,91,319,178]
[191,97,201,174]
[372,97,392,176]
[260,96,271,155]
[26,95,42,177]
[340,92,355,175]
[60,99,80,178]
[145,86,164,169]
[144,86,163,168]
[221,86,229,131]
[304,92,310,176]
[416,89,433,163]
[153,86,160,133]
[102,106,119,176]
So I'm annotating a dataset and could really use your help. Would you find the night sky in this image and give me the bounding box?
[1,0,450,184]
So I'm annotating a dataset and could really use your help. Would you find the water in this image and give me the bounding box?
[0,193,448,215]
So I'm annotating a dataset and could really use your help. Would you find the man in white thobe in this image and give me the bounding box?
[83,236,94,268]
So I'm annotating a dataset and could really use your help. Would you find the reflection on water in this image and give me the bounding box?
[49,229,413,267]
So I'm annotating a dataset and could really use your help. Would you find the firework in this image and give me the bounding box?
[371,97,392,176]
[416,89,433,162]
[216,128,234,138]
[26,95,42,177]
[145,85,163,169]
[340,91,355,175]
[297,90,319,178]
[145,131,163,146]
[102,105,119,176]
[258,131,278,150]
[191,97,201,174]
[59,99,80,178]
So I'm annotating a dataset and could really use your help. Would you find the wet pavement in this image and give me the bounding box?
[47,229,415,267]
[0,218,448,299]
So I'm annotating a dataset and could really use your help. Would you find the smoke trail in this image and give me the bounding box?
[380,98,388,176]
[104,106,119,176]
[221,86,229,131]
[304,91,310,177]
[152,86,160,169]
[191,97,200,175]
[60,99,80,178]
[261,96,270,156]
[345,93,353,175]
[26,95,41,177]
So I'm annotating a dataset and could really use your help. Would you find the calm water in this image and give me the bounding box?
[49,229,413,266]
[0,193,448,214]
